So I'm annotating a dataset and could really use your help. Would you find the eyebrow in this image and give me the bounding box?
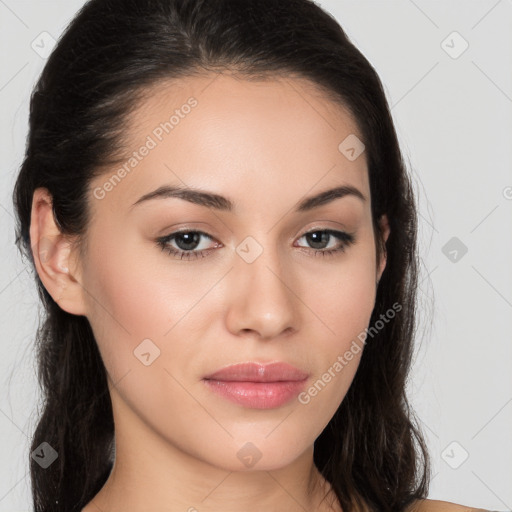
[130,183,366,212]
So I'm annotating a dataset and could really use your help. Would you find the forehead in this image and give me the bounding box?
[89,72,370,216]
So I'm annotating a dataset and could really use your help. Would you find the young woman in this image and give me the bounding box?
[13,0,494,511]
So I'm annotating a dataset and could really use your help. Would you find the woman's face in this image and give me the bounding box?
[74,73,389,472]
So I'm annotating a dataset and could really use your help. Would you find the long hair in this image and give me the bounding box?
[12,0,429,510]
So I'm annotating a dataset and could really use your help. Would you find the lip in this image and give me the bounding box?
[203,362,309,382]
[203,362,309,409]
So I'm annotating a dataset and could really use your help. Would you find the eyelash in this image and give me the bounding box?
[156,228,356,261]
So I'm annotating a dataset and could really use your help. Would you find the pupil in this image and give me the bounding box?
[307,232,328,249]
[176,232,200,250]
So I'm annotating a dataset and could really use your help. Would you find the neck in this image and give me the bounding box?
[86,444,339,512]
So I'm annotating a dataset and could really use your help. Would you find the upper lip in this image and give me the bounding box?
[203,362,309,382]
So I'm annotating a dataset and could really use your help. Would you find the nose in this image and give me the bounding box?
[224,243,300,340]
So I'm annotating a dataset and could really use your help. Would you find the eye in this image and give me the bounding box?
[295,229,355,257]
[155,228,355,261]
[156,230,220,260]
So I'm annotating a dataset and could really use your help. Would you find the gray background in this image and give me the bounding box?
[1,0,511,510]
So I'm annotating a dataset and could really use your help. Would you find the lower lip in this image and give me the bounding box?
[203,379,307,409]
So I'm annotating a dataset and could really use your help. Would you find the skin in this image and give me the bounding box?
[29,73,483,512]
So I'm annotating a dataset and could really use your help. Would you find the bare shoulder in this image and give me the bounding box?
[406,499,493,512]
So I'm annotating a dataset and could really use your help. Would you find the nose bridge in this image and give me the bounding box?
[225,232,299,338]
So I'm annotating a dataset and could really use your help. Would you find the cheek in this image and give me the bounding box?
[81,230,227,386]
[328,271,376,338]
[295,251,377,405]
[293,292,373,444]
[302,253,377,344]
[83,227,203,334]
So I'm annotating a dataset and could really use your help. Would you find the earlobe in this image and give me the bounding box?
[29,187,87,316]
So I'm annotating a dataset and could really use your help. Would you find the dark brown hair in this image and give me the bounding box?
[13,0,429,510]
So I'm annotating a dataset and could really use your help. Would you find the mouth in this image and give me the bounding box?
[202,361,309,409]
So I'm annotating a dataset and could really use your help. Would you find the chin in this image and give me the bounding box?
[202,436,310,473]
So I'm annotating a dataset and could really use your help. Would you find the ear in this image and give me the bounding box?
[29,187,88,316]
[376,213,390,283]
